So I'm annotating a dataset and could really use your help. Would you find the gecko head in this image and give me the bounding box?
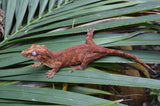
[21,44,51,61]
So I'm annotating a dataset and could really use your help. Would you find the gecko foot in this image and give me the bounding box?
[31,62,41,67]
[46,70,56,78]
[70,65,84,72]
[31,64,39,67]
[70,69,75,73]
[87,28,95,33]
[69,66,76,72]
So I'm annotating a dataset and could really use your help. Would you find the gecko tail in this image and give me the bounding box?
[106,48,156,74]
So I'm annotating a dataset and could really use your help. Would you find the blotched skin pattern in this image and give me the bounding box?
[21,28,154,78]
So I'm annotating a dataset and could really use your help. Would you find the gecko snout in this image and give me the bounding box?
[21,50,28,57]
[21,51,25,56]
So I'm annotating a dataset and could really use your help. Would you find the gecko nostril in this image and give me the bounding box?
[21,51,27,56]
[21,51,24,55]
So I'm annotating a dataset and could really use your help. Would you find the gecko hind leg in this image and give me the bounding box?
[86,28,104,48]
[86,28,96,45]
[70,65,83,72]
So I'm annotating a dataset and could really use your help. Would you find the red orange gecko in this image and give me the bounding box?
[21,28,155,78]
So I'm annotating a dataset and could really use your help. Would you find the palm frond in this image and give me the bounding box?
[0,0,160,105]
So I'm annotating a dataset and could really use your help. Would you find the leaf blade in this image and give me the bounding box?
[15,0,29,31]
[48,0,56,12]
[9,14,160,42]
[27,0,39,24]
[0,68,160,89]
[0,85,113,105]
[4,0,16,37]
[39,0,48,18]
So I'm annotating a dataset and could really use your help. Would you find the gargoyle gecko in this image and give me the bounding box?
[21,28,154,78]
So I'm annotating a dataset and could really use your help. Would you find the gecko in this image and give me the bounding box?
[21,28,155,78]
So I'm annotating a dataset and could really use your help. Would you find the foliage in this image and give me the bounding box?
[0,0,160,105]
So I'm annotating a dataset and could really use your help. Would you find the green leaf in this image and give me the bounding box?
[0,32,160,68]
[1,32,129,53]
[20,0,160,34]
[8,14,160,43]
[48,0,56,12]
[95,50,160,63]
[0,99,35,105]
[0,32,159,54]
[39,0,48,18]
[0,81,19,85]
[2,0,7,12]
[0,33,160,67]
[103,33,160,47]
[4,0,16,37]
[45,0,102,16]
[15,0,28,32]
[0,66,44,77]
[22,0,138,33]
[27,0,39,24]
[57,0,64,8]
[0,52,30,67]
[0,67,160,89]
[87,99,123,106]
[0,85,116,105]
[64,0,69,4]
[25,0,137,34]
[3,0,160,43]
[1,0,160,105]
[69,86,112,95]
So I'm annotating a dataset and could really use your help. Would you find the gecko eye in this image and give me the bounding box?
[31,51,37,56]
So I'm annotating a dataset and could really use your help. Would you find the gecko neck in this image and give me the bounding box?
[45,49,56,59]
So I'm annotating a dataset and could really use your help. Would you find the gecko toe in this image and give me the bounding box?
[69,69,75,73]
[46,70,55,78]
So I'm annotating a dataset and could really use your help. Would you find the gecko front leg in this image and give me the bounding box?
[31,62,41,67]
[46,62,62,78]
